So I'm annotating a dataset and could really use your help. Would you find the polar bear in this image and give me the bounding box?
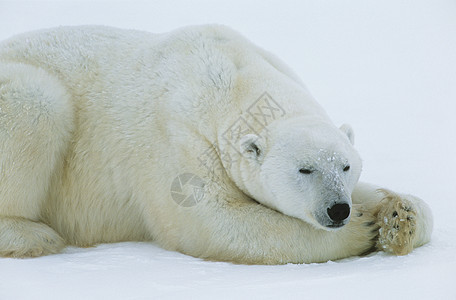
[0,25,432,264]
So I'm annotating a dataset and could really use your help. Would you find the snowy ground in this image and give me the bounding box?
[0,1,455,299]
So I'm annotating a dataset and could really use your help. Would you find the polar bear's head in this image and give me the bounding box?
[238,117,362,230]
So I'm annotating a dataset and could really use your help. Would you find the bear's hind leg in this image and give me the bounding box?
[0,217,65,257]
[0,63,73,257]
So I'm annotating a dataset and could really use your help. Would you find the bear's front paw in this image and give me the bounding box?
[346,205,380,256]
[376,189,417,255]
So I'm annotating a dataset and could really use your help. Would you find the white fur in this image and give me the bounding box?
[0,25,433,263]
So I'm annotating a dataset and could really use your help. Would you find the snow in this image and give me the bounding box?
[0,0,455,299]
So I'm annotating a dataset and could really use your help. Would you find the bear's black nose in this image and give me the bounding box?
[327,203,350,222]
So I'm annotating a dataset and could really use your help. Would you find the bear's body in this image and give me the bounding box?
[0,25,432,264]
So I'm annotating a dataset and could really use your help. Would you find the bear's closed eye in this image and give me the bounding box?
[299,168,313,174]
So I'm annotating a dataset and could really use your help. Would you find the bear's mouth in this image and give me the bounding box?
[325,222,346,229]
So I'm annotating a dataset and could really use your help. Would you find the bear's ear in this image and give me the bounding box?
[239,134,263,160]
[340,124,355,145]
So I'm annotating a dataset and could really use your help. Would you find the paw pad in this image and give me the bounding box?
[376,190,417,256]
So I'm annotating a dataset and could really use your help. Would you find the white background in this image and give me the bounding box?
[0,1,455,299]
